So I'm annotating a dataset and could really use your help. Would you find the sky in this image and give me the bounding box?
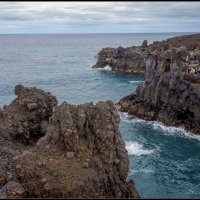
[0,1,200,34]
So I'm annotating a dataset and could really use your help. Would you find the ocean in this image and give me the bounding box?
[0,33,199,198]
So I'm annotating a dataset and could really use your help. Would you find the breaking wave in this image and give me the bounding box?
[125,141,155,156]
[119,112,200,142]
[152,122,200,141]
[96,65,112,71]
[128,80,144,83]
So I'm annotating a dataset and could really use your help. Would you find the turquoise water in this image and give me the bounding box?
[0,33,199,198]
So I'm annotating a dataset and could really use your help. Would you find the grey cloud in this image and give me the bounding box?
[0,2,200,33]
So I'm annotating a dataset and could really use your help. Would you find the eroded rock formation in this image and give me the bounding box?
[0,85,58,190]
[92,42,148,75]
[118,34,200,134]
[0,85,139,198]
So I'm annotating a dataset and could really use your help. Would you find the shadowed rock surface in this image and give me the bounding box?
[92,43,148,75]
[0,86,139,198]
[118,34,200,134]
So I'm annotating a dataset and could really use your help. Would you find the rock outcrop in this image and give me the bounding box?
[0,85,139,198]
[118,34,200,134]
[0,85,58,197]
[92,42,148,75]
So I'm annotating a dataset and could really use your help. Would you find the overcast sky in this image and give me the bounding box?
[0,1,200,34]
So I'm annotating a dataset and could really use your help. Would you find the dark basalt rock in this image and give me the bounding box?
[0,86,139,198]
[118,34,200,134]
[93,42,148,75]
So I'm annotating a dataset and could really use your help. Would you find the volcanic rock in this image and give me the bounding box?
[0,181,26,198]
[93,44,148,75]
[0,85,139,198]
[14,101,139,198]
[118,34,200,134]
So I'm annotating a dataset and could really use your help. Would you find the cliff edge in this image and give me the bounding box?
[0,85,139,198]
[118,34,200,134]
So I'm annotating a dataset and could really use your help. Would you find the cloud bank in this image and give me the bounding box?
[0,1,200,33]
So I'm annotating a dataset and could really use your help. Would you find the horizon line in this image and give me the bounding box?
[0,32,198,35]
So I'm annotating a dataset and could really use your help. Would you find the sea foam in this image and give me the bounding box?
[96,65,112,71]
[151,121,200,141]
[128,80,144,83]
[119,112,200,142]
[125,141,154,156]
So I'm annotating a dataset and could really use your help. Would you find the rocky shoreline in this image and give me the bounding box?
[92,40,149,75]
[117,34,200,135]
[0,85,139,198]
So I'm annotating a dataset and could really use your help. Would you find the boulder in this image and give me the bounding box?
[142,40,148,48]
[0,181,26,198]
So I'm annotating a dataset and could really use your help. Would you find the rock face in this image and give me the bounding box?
[8,85,58,144]
[14,101,139,198]
[118,34,200,134]
[0,85,139,198]
[0,85,58,191]
[93,42,148,75]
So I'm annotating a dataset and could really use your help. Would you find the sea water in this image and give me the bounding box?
[0,33,199,198]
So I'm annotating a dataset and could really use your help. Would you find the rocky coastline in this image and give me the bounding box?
[92,40,148,75]
[117,34,200,134]
[0,85,139,198]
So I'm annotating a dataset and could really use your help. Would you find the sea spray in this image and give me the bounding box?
[95,65,112,71]
[119,112,200,142]
[125,141,154,156]
[128,80,145,83]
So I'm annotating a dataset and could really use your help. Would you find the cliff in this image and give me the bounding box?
[92,41,148,75]
[118,34,200,134]
[0,85,139,198]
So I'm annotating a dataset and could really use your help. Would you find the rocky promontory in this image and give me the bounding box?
[92,40,149,75]
[118,34,200,134]
[0,85,139,198]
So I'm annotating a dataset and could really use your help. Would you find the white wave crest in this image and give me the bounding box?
[128,80,144,83]
[120,112,200,142]
[119,112,133,123]
[96,65,112,71]
[125,141,154,156]
[119,111,129,119]
[129,168,154,174]
[119,112,146,124]
[152,122,200,141]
